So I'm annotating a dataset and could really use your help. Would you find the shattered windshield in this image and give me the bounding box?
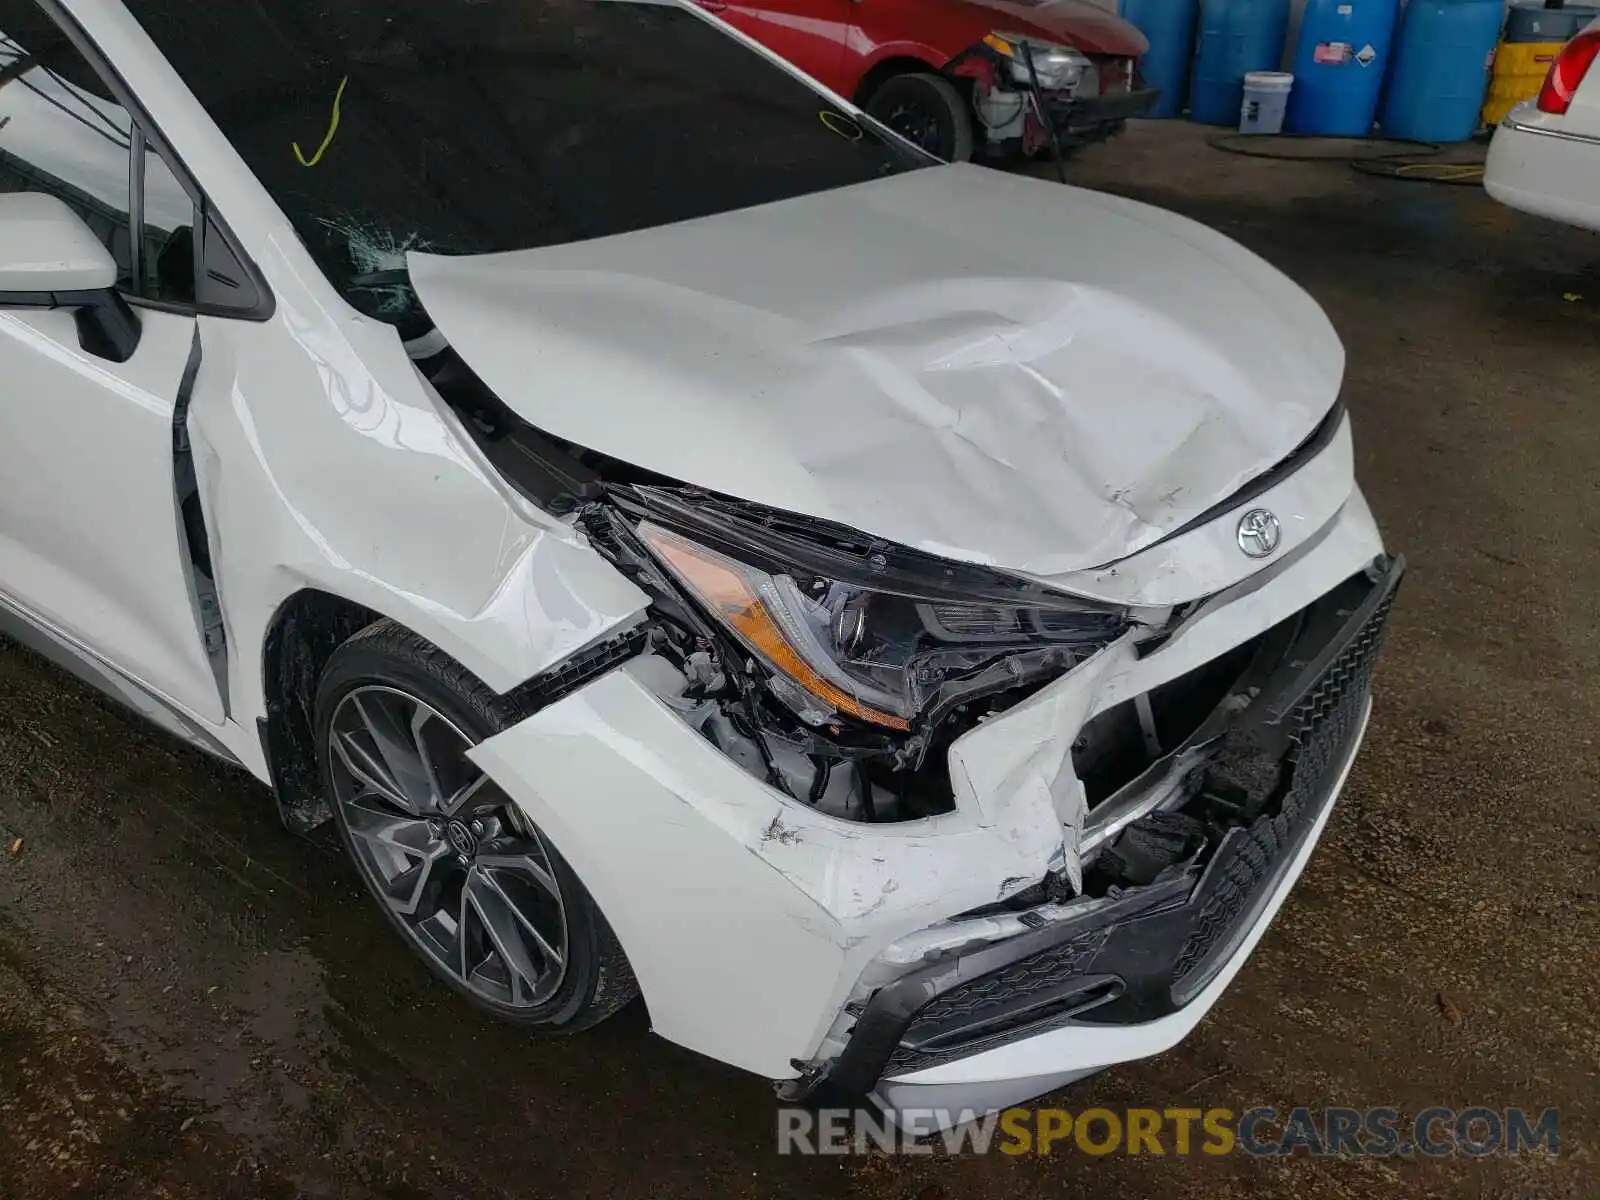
[125,0,925,326]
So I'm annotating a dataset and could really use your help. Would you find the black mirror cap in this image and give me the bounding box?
[68,289,141,362]
[0,287,142,363]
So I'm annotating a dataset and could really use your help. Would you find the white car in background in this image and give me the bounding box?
[0,0,1401,1117]
[1486,22,1600,230]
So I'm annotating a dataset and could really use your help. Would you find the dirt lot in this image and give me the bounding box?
[1,122,1596,1199]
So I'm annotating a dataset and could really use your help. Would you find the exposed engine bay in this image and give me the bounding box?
[423,342,1142,824]
[356,182,1397,1088]
[799,561,1398,1100]
[421,339,1393,955]
[433,328,1402,1094]
[949,36,1149,160]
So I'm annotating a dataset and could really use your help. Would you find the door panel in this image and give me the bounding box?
[709,0,856,97]
[0,2,220,723]
[0,304,223,722]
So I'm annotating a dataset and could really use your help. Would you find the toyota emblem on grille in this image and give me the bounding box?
[1236,508,1281,558]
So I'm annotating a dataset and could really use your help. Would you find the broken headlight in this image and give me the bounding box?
[982,32,1098,95]
[637,520,1126,732]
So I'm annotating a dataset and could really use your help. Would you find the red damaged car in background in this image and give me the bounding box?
[697,0,1154,160]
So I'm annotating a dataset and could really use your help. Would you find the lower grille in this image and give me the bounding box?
[852,561,1402,1083]
[886,929,1113,1074]
[1171,585,1394,991]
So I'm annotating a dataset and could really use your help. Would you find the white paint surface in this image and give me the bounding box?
[1483,19,1600,231]
[472,499,1383,1078]
[0,0,1394,1097]
[0,193,118,291]
[412,162,1344,578]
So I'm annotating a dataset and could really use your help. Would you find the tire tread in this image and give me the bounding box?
[317,618,640,1032]
[866,71,976,162]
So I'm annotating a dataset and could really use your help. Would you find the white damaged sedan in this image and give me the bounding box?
[0,0,1400,1114]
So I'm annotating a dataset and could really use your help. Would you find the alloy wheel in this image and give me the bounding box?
[884,100,945,155]
[326,685,568,1009]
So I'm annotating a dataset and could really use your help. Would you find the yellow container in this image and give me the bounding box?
[1483,40,1566,126]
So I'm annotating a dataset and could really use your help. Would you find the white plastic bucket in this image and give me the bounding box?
[1239,71,1294,135]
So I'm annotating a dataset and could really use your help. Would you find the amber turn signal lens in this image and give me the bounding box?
[640,524,912,732]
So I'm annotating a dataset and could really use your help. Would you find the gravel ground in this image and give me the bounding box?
[0,121,1595,1199]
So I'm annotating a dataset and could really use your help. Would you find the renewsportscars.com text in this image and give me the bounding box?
[777,1105,1560,1158]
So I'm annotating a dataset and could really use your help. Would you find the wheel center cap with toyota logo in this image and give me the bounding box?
[1236,508,1282,558]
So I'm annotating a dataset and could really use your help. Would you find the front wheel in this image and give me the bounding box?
[865,72,976,163]
[314,619,637,1028]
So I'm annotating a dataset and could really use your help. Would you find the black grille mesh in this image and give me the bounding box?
[880,581,1396,1075]
[1170,587,1395,989]
[886,928,1112,1074]
[910,929,1112,1026]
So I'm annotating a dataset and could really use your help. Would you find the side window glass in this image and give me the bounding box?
[141,144,196,303]
[0,9,195,303]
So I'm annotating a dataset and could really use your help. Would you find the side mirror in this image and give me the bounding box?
[0,192,141,362]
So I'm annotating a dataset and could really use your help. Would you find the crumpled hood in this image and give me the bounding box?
[410,163,1343,578]
[950,0,1151,56]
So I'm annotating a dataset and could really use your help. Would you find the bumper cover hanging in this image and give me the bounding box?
[792,555,1403,1104]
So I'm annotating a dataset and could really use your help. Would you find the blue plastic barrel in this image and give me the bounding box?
[1380,0,1505,142]
[1189,0,1291,124]
[1286,0,1400,134]
[1120,0,1199,117]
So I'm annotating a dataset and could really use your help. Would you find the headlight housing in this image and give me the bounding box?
[636,516,1127,733]
[983,31,1098,95]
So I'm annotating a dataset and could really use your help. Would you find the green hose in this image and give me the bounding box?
[1206,132,1487,185]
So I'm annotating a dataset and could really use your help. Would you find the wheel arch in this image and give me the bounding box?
[853,51,953,106]
[255,584,653,834]
[258,587,381,832]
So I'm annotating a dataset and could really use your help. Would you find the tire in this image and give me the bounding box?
[865,72,976,163]
[314,618,637,1030]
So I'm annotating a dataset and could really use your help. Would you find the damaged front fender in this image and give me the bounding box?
[182,281,652,781]
[464,493,1386,1082]
[466,656,1071,1079]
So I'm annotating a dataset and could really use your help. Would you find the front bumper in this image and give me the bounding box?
[467,488,1391,1086]
[1046,84,1160,133]
[810,558,1399,1111]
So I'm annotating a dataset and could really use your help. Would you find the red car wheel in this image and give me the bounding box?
[865,72,976,162]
